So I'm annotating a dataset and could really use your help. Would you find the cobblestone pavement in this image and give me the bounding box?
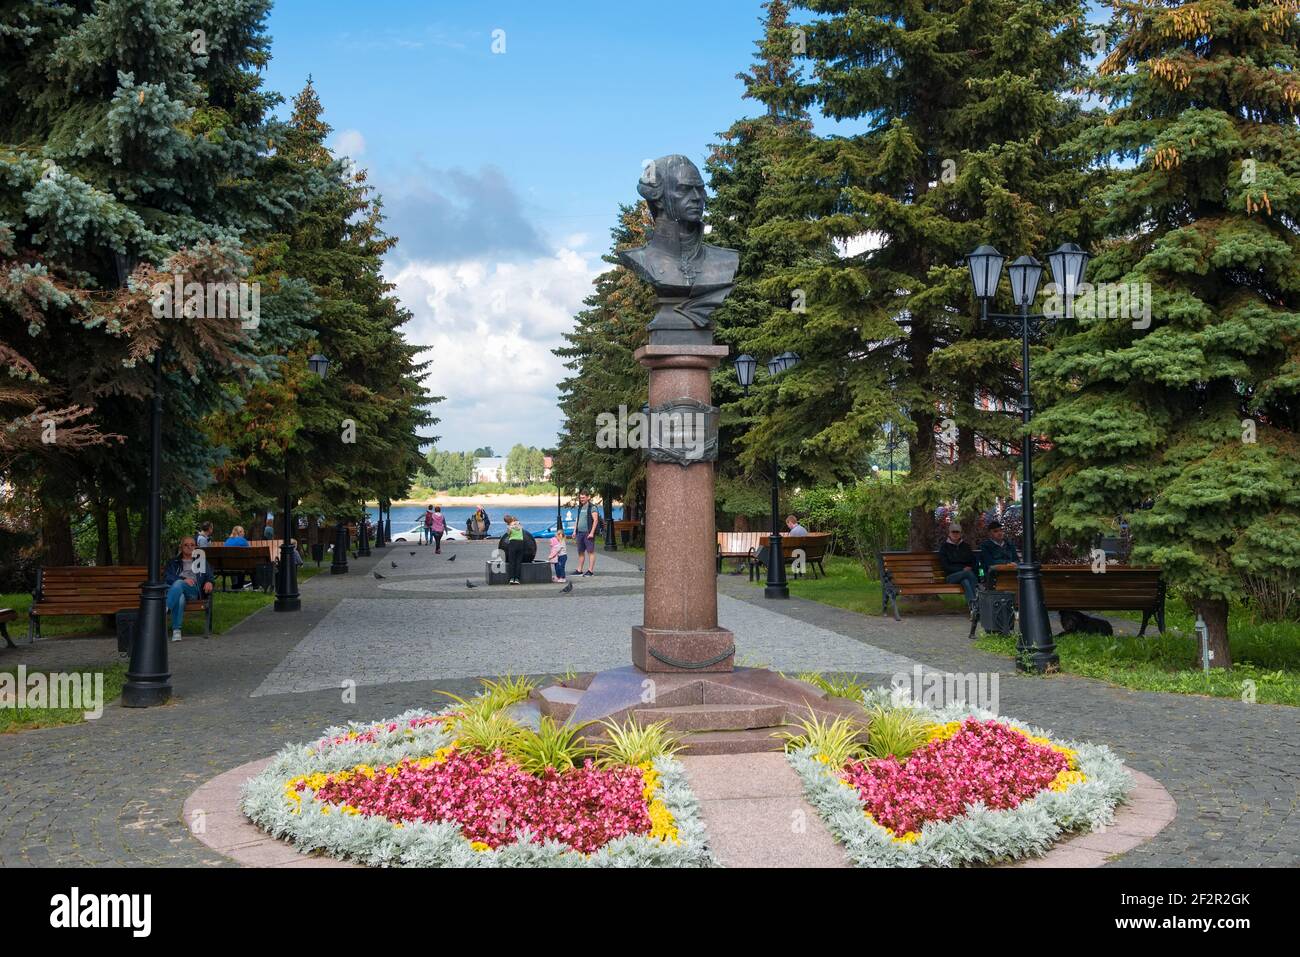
[0,539,1294,867]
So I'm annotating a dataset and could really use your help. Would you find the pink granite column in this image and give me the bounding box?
[631,344,734,673]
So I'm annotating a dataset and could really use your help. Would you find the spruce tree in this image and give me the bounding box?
[746,0,1098,547]
[706,0,831,522]
[207,81,435,528]
[0,0,291,561]
[554,205,655,503]
[1038,0,1300,664]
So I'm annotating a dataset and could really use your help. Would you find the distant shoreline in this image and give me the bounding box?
[374,493,622,509]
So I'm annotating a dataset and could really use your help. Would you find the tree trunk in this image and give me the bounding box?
[1191,596,1232,669]
[908,409,935,551]
[41,508,76,566]
[93,502,113,566]
[115,505,134,565]
[134,516,148,568]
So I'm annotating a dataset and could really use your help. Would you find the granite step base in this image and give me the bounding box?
[631,703,788,733]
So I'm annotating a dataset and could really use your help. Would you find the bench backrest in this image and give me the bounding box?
[990,564,1163,608]
[204,542,279,572]
[717,531,768,556]
[37,566,146,606]
[782,533,831,560]
[879,551,948,585]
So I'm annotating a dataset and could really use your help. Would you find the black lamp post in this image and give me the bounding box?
[734,351,801,599]
[275,354,328,611]
[965,242,1088,673]
[357,505,371,557]
[330,520,350,574]
[122,347,169,707]
[602,484,618,552]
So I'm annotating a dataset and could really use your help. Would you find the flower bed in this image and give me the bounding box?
[789,696,1132,867]
[242,709,712,867]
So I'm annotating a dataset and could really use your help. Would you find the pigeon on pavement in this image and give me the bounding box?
[410,551,416,556]
[373,571,385,580]
[560,581,573,594]
[465,579,477,589]
[391,561,398,568]
[447,554,457,562]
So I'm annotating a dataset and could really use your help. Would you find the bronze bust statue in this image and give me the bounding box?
[618,154,738,345]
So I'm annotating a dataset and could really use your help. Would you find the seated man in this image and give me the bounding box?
[937,522,979,609]
[978,520,1019,577]
[785,514,809,536]
[164,536,213,642]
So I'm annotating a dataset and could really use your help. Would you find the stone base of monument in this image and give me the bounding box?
[484,561,553,585]
[631,625,736,673]
[532,666,870,756]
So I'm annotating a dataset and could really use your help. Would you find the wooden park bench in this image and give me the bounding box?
[28,566,212,642]
[988,563,1166,636]
[0,607,16,649]
[750,533,832,580]
[204,542,279,593]
[878,551,979,638]
[613,519,643,546]
[717,531,768,575]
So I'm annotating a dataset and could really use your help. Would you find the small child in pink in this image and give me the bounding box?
[549,529,568,582]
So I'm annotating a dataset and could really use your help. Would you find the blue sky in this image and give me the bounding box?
[261,1,1106,454]
[261,0,789,455]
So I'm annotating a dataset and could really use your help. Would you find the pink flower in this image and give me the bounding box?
[840,720,1068,835]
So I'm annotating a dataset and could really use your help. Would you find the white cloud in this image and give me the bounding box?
[390,242,603,452]
[333,129,367,159]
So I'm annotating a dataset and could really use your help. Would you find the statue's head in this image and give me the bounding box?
[638,154,706,225]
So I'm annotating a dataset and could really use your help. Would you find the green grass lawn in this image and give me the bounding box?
[0,579,286,733]
[0,661,128,733]
[746,555,1300,707]
[975,600,1300,706]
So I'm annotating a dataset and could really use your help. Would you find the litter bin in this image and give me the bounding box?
[311,542,325,566]
[116,609,138,654]
[978,589,1016,635]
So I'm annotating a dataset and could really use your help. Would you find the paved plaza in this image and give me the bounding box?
[0,539,1296,867]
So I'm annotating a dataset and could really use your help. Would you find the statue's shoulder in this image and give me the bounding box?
[704,243,739,263]
[617,244,650,269]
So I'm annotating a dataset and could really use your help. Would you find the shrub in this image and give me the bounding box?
[796,672,866,702]
[777,710,867,767]
[595,717,684,767]
[862,704,932,761]
[449,709,521,755]
[509,716,593,774]
[479,674,537,711]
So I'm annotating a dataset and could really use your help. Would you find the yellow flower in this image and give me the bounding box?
[891,830,920,844]
[1049,769,1087,792]
[470,841,492,852]
[641,767,680,844]
[925,721,963,743]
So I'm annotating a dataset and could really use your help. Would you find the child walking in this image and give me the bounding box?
[549,528,568,583]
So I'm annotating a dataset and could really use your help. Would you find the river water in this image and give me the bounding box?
[366,504,625,537]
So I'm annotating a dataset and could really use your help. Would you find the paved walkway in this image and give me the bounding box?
[0,539,1295,867]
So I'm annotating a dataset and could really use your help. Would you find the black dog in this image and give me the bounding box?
[1058,609,1114,636]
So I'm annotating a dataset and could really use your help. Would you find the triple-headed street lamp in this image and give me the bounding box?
[733,351,801,599]
[965,242,1089,674]
[275,353,330,612]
